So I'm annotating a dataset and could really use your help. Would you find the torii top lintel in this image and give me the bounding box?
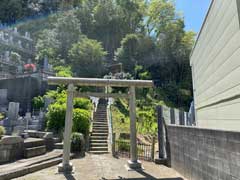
[48,77,153,88]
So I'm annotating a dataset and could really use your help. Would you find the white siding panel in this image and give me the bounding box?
[193,0,235,78]
[191,0,224,64]
[195,8,238,89]
[190,0,240,131]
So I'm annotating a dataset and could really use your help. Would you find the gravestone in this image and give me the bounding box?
[4,102,20,134]
[0,89,7,105]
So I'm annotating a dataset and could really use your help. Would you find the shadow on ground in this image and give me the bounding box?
[100,170,183,180]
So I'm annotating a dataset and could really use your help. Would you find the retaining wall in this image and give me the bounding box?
[167,125,240,180]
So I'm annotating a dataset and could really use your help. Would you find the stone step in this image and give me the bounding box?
[92,129,108,133]
[53,137,61,144]
[91,133,108,136]
[89,151,109,154]
[24,138,45,148]
[91,136,108,140]
[92,125,108,128]
[90,147,108,151]
[90,143,108,147]
[94,119,107,121]
[24,145,46,158]
[54,142,63,149]
[90,139,108,143]
[92,128,108,131]
[93,122,108,125]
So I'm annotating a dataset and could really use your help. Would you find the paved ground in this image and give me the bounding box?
[13,153,186,180]
[0,150,63,173]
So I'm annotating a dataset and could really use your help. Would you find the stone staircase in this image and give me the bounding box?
[89,99,109,154]
[24,138,46,158]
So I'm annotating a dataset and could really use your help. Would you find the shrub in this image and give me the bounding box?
[0,113,5,121]
[46,103,66,133]
[46,105,90,135]
[0,126,6,137]
[32,96,44,109]
[74,98,91,110]
[118,139,130,152]
[71,132,84,153]
[72,108,90,135]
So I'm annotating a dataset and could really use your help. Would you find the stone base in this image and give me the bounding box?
[58,162,73,173]
[127,160,143,170]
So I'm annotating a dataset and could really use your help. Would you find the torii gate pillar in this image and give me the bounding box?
[127,86,142,169]
[58,84,75,173]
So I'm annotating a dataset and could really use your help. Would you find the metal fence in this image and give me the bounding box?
[115,139,153,161]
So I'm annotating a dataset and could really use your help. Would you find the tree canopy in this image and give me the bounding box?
[1,0,196,109]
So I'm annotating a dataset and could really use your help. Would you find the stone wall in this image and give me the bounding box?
[0,136,24,164]
[167,125,240,180]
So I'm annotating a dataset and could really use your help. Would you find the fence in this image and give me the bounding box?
[161,104,195,126]
[114,139,154,161]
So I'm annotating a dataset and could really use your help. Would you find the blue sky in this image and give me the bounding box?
[175,0,211,33]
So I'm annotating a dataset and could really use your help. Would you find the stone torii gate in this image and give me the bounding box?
[48,77,153,173]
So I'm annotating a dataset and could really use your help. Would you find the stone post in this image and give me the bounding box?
[58,84,75,173]
[151,136,155,161]
[157,106,166,159]
[127,86,142,169]
[112,133,116,157]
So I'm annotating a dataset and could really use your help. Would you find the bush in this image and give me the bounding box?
[0,126,6,137]
[74,98,91,110]
[72,108,90,135]
[0,113,5,121]
[46,104,90,135]
[46,103,66,133]
[32,96,45,109]
[71,132,84,153]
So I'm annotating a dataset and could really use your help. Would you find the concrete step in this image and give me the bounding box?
[91,136,108,140]
[92,128,108,131]
[90,143,108,147]
[90,139,108,143]
[93,122,108,125]
[91,133,108,137]
[90,147,108,151]
[92,129,108,133]
[89,151,109,154]
[24,145,46,158]
[53,137,61,144]
[24,138,45,148]
[54,142,63,149]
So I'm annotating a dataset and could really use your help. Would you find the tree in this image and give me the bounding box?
[54,11,82,62]
[35,29,59,64]
[115,34,155,74]
[69,38,107,77]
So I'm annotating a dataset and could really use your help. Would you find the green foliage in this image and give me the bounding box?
[45,89,91,134]
[0,113,5,121]
[71,132,84,153]
[32,96,44,109]
[74,98,91,110]
[54,66,73,77]
[69,38,107,77]
[117,139,130,152]
[72,108,90,135]
[116,34,155,74]
[46,103,66,133]
[0,126,6,137]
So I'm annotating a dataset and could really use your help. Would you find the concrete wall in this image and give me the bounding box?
[167,125,240,180]
[190,0,240,131]
[0,76,47,114]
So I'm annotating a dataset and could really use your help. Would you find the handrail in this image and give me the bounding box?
[107,99,113,145]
